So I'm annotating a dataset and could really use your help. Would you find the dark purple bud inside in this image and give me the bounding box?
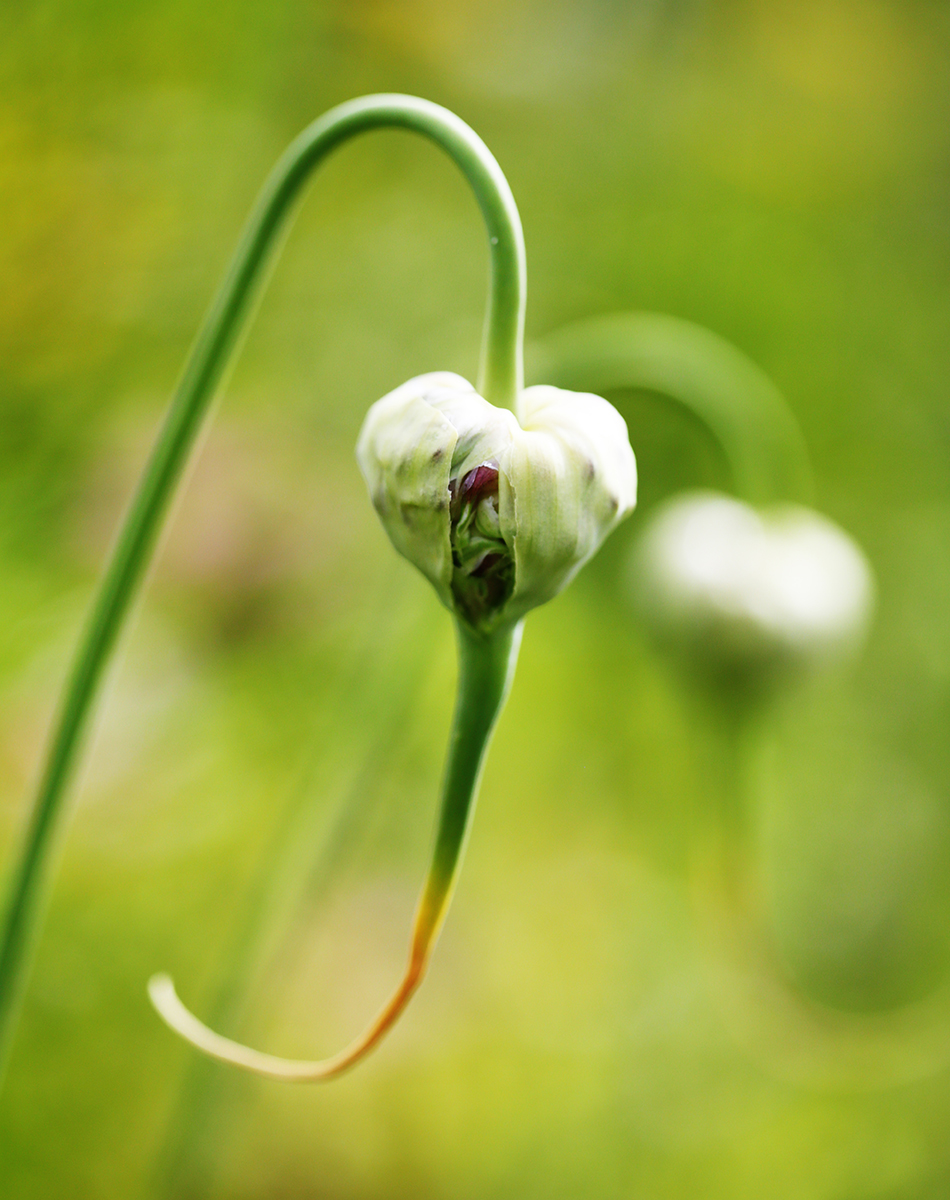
[446,461,513,630]
[450,463,499,521]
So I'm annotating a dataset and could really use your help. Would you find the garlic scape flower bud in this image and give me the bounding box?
[633,491,874,692]
[357,372,637,632]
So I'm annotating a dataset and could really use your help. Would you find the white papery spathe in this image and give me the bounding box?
[357,372,637,630]
[633,491,874,678]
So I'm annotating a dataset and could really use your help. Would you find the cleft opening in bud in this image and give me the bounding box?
[448,462,514,629]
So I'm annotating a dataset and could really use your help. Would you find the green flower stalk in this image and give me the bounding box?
[0,94,635,1086]
[150,619,525,1080]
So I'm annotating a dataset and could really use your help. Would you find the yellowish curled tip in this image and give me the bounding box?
[147,951,428,1082]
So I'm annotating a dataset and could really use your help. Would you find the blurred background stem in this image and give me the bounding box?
[688,687,950,1089]
[530,312,812,507]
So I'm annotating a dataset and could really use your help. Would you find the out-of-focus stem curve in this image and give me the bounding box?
[530,312,812,507]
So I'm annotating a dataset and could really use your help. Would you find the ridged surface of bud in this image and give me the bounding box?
[357,372,637,631]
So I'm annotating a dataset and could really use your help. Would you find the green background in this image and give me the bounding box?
[2,1,950,1196]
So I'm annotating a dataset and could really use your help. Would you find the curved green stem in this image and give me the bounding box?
[0,94,526,1085]
[149,619,521,1080]
[529,311,811,506]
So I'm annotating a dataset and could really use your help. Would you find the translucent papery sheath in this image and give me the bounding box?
[357,372,637,633]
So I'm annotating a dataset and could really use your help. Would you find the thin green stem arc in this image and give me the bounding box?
[0,95,526,1085]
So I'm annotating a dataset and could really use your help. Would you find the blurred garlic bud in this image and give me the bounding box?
[632,491,874,692]
[357,372,637,632]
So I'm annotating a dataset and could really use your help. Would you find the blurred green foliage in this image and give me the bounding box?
[2,1,950,1196]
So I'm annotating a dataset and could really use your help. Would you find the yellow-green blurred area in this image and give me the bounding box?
[3,0,950,1196]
